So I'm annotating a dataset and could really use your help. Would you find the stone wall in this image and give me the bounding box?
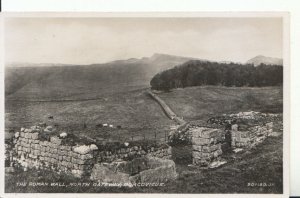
[184,112,281,167]
[206,111,281,150]
[12,126,98,177]
[189,127,224,166]
[231,122,273,149]
[96,144,172,163]
[9,124,173,178]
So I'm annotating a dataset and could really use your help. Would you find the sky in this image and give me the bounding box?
[5,17,283,65]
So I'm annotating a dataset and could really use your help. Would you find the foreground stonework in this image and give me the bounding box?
[6,111,282,181]
[12,126,98,177]
[231,122,273,149]
[90,157,177,184]
[189,127,224,166]
[9,124,174,179]
[173,111,281,167]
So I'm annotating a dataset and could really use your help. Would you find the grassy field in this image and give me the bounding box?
[5,135,283,193]
[5,86,173,143]
[158,86,283,121]
[5,86,283,141]
[5,85,283,143]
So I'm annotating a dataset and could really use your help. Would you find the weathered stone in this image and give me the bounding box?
[131,158,148,175]
[71,158,77,164]
[14,132,20,138]
[139,164,177,183]
[63,156,71,162]
[34,149,40,156]
[50,136,62,145]
[73,145,92,155]
[191,137,210,145]
[79,153,93,160]
[192,151,213,159]
[231,124,238,131]
[90,164,131,183]
[129,174,141,183]
[20,132,25,138]
[31,133,39,140]
[114,161,132,174]
[67,162,73,169]
[191,145,201,153]
[24,133,30,139]
[202,144,220,153]
[24,129,32,133]
[72,169,84,178]
[213,149,222,158]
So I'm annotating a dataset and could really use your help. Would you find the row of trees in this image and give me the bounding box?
[150,60,283,91]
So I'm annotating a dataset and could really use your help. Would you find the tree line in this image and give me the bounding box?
[150,60,283,91]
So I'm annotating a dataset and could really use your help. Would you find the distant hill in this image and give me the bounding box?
[5,53,198,100]
[246,55,283,66]
[6,62,74,68]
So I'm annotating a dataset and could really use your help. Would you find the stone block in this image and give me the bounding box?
[61,150,68,156]
[72,169,84,178]
[53,154,59,160]
[24,129,32,133]
[48,142,54,148]
[52,148,58,154]
[239,137,250,143]
[213,149,222,158]
[71,158,77,164]
[192,137,210,145]
[80,154,93,160]
[90,164,131,183]
[202,144,219,153]
[63,156,71,162]
[50,158,57,164]
[73,163,79,169]
[31,133,39,140]
[34,149,40,156]
[139,165,177,183]
[77,158,86,165]
[192,151,213,159]
[67,162,73,169]
[24,133,30,139]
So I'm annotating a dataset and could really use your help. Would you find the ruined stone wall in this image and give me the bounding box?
[190,127,224,166]
[206,111,280,150]
[96,145,172,163]
[9,124,173,178]
[231,122,273,149]
[12,126,97,177]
